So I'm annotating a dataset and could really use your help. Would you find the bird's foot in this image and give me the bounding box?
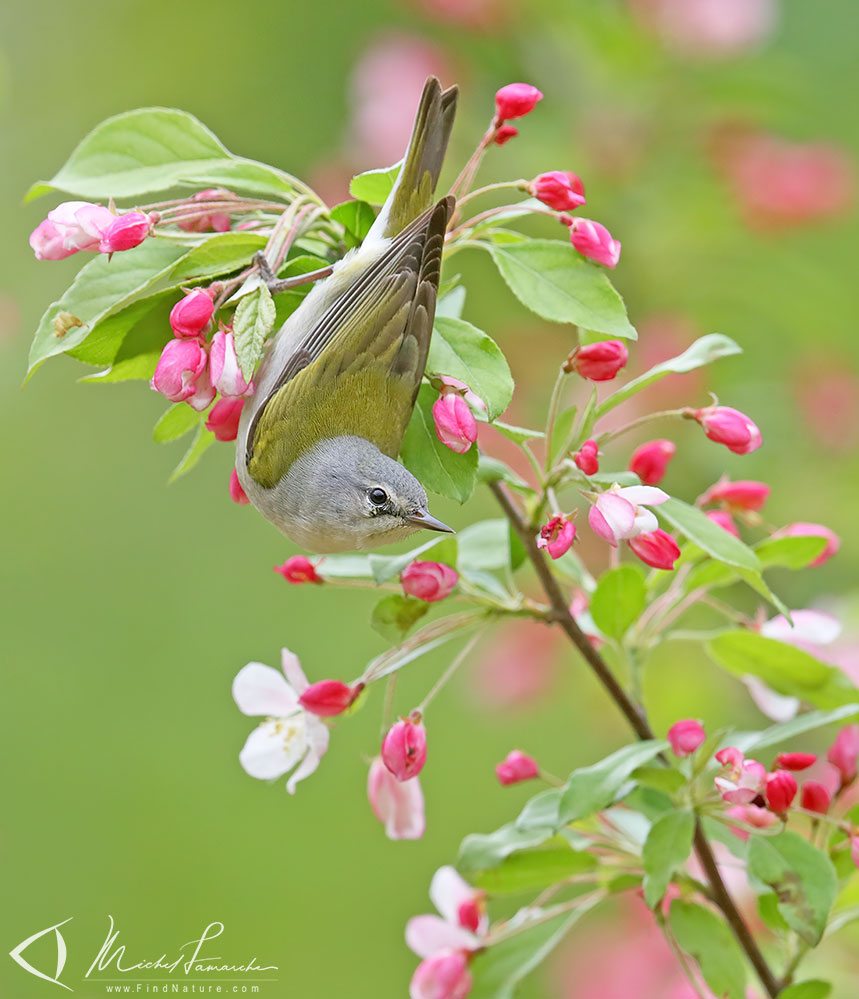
[253,251,333,295]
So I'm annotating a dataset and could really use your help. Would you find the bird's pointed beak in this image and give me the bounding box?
[408,509,455,535]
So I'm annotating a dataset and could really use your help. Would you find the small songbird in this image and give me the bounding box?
[236,78,458,552]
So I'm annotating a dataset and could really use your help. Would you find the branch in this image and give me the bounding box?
[489,480,783,999]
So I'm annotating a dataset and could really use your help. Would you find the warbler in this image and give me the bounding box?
[236,77,458,552]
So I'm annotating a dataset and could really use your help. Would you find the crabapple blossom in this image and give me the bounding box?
[433,392,477,453]
[565,340,628,381]
[29,218,76,260]
[692,405,761,454]
[495,750,539,785]
[726,804,778,839]
[150,338,209,405]
[588,484,669,547]
[827,725,859,785]
[800,781,831,814]
[531,171,586,211]
[232,649,330,793]
[45,201,115,252]
[706,509,740,537]
[273,555,323,584]
[177,189,233,232]
[493,125,518,145]
[401,561,459,602]
[494,83,543,122]
[410,951,472,999]
[99,211,154,252]
[667,719,705,757]
[298,679,360,717]
[564,218,622,268]
[765,770,797,813]
[367,757,425,840]
[714,747,766,803]
[775,752,817,771]
[629,439,676,485]
[229,468,250,504]
[205,397,244,442]
[209,327,252,397]
[537,516,576,559]
[573,439,599,475]
[627,529,681,570]
[170,289,215,338]
[698,477,770,511]
[382,716,428,781]
[406,866,485,959]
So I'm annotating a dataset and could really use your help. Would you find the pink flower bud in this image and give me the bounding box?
[45,201,115,252]
[495,750,539,785]
[827,724,859,785]
[229,468,250,504]
[401,561,459,602]
[494,83,543,122]
[566,218,622,268]
[629,439,676,485]
[209,328,251,397]
[99,211,154,252]
[205,397,244,442]
[725,804,778,840]
[774,752,817,771]
[531,171,586,212]
[536,515,576,559]
[382,717,428,781]
[432,392,477,453]
[693,405,762,454]
[273,555,322,584]
[493,125,518,146]
[628,529,681,570]
[409,950,472,999]
[573,439,599,475]
[298,679,360,717]
[765,770,797,813]
[368,756,425,840]
[667,719,705,757]
[699,477,770,511]
[800,780,831,814]
[565,340,628,381]
[150,338,208,403]
[170,289,216,339]
[29,218,76,260]
[177,189,233,233]
[772,522,840,567]
[705,509,740,537]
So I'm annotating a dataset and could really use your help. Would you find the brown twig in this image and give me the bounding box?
[488,479,783,998]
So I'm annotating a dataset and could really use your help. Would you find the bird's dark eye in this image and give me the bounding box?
[369,488,388,507]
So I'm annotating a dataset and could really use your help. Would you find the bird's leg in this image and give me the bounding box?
[253,251,333,294]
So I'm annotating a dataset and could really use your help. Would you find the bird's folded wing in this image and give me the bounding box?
[246,196,453,489]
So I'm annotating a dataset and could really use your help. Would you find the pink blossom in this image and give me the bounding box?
[775,752,817,771]
[495,750,539,785]
[852,837,859,870]
[170,289,215,339]
[210,327,252,397]
[410,951,472,999]
[705,510,740,537]
[298,679,360,717]
[493,125,518,146]
[99,211,154,252]
[205,397,244,442]
[630,0,777,58]
[406,866,485,959]
[537,516,576,559]
[588,484,669,546]
[177,189,233,233]
[628,529,681,570]
[698,477,769,511]
[772,522,840,567]
[573,439,599,475]
[725,804,778,840]
[531,171,586,212]
[667,719,705,757]
[433,392,477,453]
[765,770,797,813]
[150,338,208,404]
[229,468,250,505]
[566,340,628,380]
[565,218,622,268]
[827,725,859,785]
[800,781,831,814]
[47,201,115,252]
[438,376,486,413]
[401,561,458,602]
[368,756,425,840]
[714,747,766,803]
[382,717,428,781]
[273,555,323,584]
[692,405,761,454]
[494,83,543,122]
[629,439,676,485]
[29,218,76,260]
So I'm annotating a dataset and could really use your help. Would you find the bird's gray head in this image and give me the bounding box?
[271,435,454,552]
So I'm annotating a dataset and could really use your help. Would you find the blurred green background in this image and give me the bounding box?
[2,1,857,996]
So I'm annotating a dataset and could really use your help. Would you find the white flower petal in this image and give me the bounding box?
[233,662,299,717]
[618,485,669,507]
[630,509,659,537]
[405,915,479,959]
[762,610,841,647]
[594,494,636,542]
[285,717,329,794]
[742,675,800,723]
[429,866,474,926]
[238,717,307,780]
[281,647,309,694]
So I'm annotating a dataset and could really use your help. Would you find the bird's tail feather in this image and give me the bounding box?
[369,77,458,241]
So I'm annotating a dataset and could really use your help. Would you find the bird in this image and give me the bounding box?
[236,77,459,553]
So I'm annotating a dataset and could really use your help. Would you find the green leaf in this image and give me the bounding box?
[476,455,531,492]
[708,632,859,710]
[516,789,563,831]
[491,421,544,444]
[739,705,859,754]
[27,107,300,202]
[370,594,429,644]
[28,240,188,373]
[348,161,402,204]
[330,200,376,249]
[436,285,466,319]
[168,231,268,283]
[427,317,514,421]
[754,536,828,570]
[457,519,520,573]
[153,403,202,443]
[658,497,761,574]
[471,839,597,895]
[549,405,578,464]
[233,284,276,380]
[68,291,173,366]
[642,810,695,908]
[469,898,601,999]
[590,566,646,640]
[313,554,374,579]
[747,831,837,945]
[368,536,457,584]
[459,823,557,873]
[401,383,478,503]
[778,982,831,999]
[757,892,791,933]
[595,334,741,418]
[485,239,636,338]
[669,900,747,999]
[632,766,687,794]
[168,425,215,482]
[558,741,669,823]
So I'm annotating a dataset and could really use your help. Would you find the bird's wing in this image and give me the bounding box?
[246,196,453,489]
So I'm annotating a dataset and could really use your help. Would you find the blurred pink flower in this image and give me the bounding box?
[494,83,543,123]
[771,522,840,567]
[206,397,244,442]
[705,509,740,538]
[796,366,859,452]
[176,189,233,233]
[725,803,778,840]
[667,719,705,757]
[415,0,507,30]
[229,468,250,505]
[714,746,766,803]
[368,757,425,840]
[406,866,486,957]
[470,619,560,709]
[629,439,676,486]
[537,515,576,559]
[630,0,777,58]
[495,750,539,785]
[401,561,459,602]
[573,439,600,475]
